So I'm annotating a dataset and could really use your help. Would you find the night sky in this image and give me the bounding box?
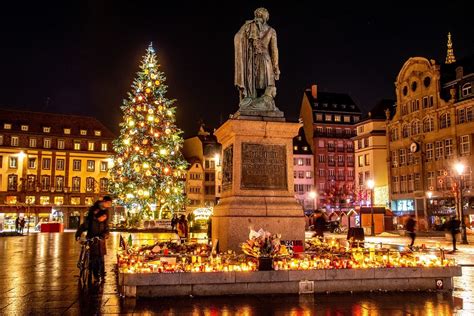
[0,1,472,137]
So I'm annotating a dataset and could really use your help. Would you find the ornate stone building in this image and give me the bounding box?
[300,85,361,212]
[387,46,474,228]
[0,109,114,230]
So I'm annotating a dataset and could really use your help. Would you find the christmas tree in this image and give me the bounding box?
[109,43,188,222]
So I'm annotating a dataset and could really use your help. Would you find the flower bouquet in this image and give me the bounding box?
[240,229,290,270]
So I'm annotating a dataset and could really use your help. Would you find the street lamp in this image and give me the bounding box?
[367,179,375,236]
[454,162,468,244]
[309,191,317,211]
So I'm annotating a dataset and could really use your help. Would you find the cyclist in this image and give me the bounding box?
[75,198,110,283]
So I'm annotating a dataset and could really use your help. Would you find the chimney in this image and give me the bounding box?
[456,66,464,80]
[311,84,318,99]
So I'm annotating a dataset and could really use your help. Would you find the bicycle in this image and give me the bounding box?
[77,236,101,286]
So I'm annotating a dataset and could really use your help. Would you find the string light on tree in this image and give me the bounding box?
[109,43,188,223]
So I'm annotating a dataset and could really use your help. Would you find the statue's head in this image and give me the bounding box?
[254,8,269,23]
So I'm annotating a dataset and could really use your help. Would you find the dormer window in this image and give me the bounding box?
[293,146,298,151]
[462,83,472,97]
[341,104,346,109]
[94,130,102,136]
[64,128,71,135]
[21,125,29,131]
[4,123,11,130]
[43,127,51,133]
[80,130,87,136]
[303,146,308,151]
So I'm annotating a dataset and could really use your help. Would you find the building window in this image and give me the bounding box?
[358,155,364,167]
[318,155,325,163]
[328,155,335,166]
[429,96,434,107]
[43,138,51,148]
[392,176,399,193]
[411,120,421,135]
[305,171,312,179]
[4,123,11,130]
[334,115,341,122]
[54,196,64,205]
[73,159,81,171]
[26,175,36,191]
[80,129,87,135]
[55,176,64,192]
[41,175,51,191]
[58,139,65,150]
[423,117,434,132]
[94,130,102,136]
[298,171,304,179]
[462,83,472,97]
[427,171,435,190]
[42,158,51,170]
[28,158,36,169]
[297,158,304,166]
[72,177,81,192]
[318,140,324,148]
[401,104,408,115]
[318,169,325,177]
[390,128,399,141]
[391,151,398,167]
[0,135,3,145]
[9,157,18,168]
[315,114,323,121]
[353,116,360,123]
[26,195,35,204]
[358,172,364,186]
[43,127,51,133]
[100,178,108,192]
[28,138,36,148]
[100,161,108,172]
[86,177,95,192]
[305,158,311,166]
[87,142,94,151]
[325,114,332,122]
[435,141,443,160]
[101,143,108,151]
[11,136,19,146]
[74,141,81,150]
[400,175,407,193]
[64,128,71,134]
[439,113,451,129]
[422,96,428,109]
[87,160,95,172]
[40,196,50,205]
[21,125,29,131]
[467,107,474,122]
[426,143,433,161]
[56,158,65,170]
[344,116,350,123]
[408,175,415,192]
[70,197,80,205]
[7,174,18,191]
[399,149,406,166]
[460,135,470,155]
[402,125,409,138]
[364,154,370,166]
[444,139,453,157]
[407,152,414,165]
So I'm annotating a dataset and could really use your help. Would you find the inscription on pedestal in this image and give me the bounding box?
[222,145,233,192]
[241,143,287,190]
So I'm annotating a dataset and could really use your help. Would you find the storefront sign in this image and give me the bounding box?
[241,143,287,190]
[193,208,213,220]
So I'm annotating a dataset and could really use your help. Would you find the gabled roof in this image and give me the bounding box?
[293,127,312,155]
[305,90,361,114]
[361,99,396,122]
[440,53,474,85]
[0,108,115,138]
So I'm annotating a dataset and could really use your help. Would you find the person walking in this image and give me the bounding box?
[447,216,461,252]
[75,199,110,283]
[19,218,25,234]
[15,217,20,233]
[171,214,178,232]
[177,215,189,243]
[405,215,416,249]
[314,211,326,240]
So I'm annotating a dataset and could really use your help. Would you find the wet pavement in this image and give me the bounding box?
[0,232,473,315]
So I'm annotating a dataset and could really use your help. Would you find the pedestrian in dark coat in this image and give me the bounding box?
[75,201,110,281]
[447,216,461,252]
[405,215,416,249]
[314,212,326,240]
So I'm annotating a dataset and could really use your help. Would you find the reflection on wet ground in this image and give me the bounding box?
[0,232,471,315]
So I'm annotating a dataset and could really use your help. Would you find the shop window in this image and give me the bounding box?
[6,196,17,204]
[71,197,81,205]
[54,196,64,205]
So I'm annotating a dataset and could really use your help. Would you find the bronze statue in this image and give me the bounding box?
[234,8,283,116]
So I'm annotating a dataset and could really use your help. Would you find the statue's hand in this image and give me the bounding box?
[274,68,280,81]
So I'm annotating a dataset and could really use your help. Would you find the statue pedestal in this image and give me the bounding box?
[212,118,305,251]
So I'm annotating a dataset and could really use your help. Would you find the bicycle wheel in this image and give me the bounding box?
[80,252,90,286]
